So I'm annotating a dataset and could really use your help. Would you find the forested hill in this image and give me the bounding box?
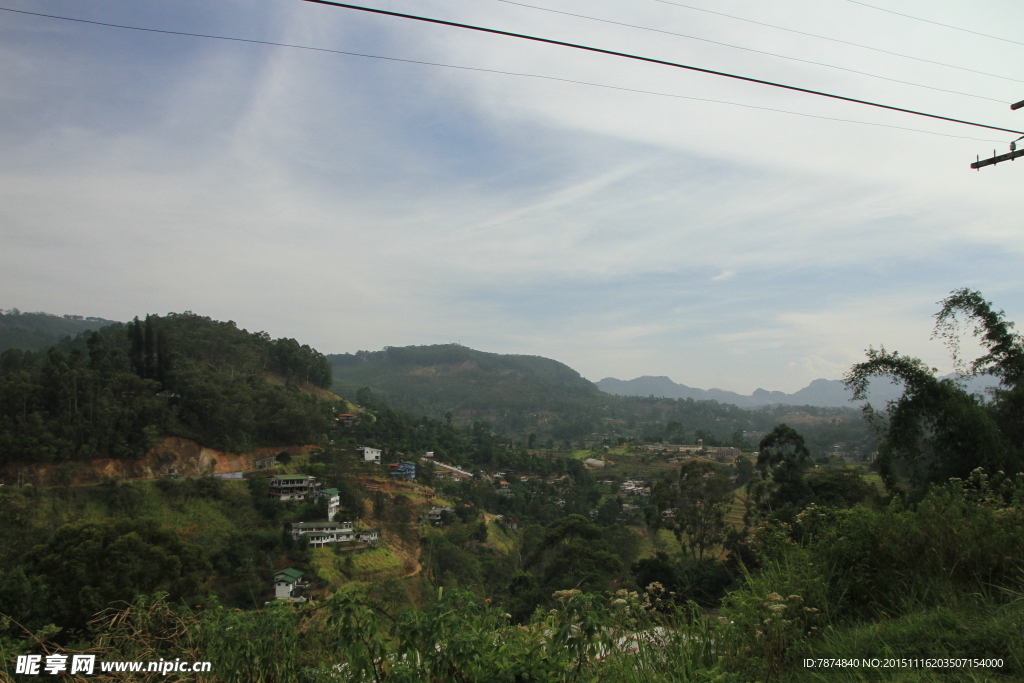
[327,345,873,455]
[0,312,336,467]
[0,309,120,353]
[328,344,601,419]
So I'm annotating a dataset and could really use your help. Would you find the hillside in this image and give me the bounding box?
[0,312,336,468]
[328,344,602,427]
[0,309,119,353]
[328,344,874,455]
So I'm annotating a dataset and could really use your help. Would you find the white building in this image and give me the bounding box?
[315,488,341,521]
[289,521,355,546]
[358,528,380,543]
[358,446,382,464]
[273,568,305,600]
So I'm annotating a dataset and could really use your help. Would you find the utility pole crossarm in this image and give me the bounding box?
[1012,99,1024,111]
[971,148,1024,169]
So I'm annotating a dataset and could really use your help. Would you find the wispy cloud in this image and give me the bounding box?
[2,0,1023,393]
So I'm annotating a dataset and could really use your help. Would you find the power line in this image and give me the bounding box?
[0,5,1007,142]
[646,0,1024,84]
[841,0,1024,48]
[486,0,1005,103]
[301,0,1024,135]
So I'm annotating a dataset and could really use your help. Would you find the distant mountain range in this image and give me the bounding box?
[595,374,999,409]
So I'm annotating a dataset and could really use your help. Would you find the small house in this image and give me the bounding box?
[421,506,453,526]
[358,446,382,464]
[358,528,380,543]
[273,568,305,600]
[389,461,416,481]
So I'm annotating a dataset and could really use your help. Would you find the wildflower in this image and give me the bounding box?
[767,593,783,602]
[768,604,786,613]
[787,595,802,602]
[804,607,819,613]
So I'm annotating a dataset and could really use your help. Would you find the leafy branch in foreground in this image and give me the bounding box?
[845,289,1024,494]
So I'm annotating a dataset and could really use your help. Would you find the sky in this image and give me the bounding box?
[2,0,1023,393]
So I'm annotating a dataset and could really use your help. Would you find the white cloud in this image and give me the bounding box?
[2,0,1023,393]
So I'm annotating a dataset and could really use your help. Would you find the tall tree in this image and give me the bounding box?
[845,289,1021,495]
[654,461,734,561]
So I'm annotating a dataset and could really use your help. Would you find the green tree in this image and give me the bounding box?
[654,461,734,561]
[845,288,1023,495]
[26,518,210,632]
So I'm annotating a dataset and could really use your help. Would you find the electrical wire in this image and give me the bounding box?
[840,0,1024,48]
[647,0,1024,84]
[0,5,1008,142]
[300,0,1024,135]
[486,0,1005,103]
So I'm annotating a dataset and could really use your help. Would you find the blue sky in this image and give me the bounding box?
[2,0,1023,392]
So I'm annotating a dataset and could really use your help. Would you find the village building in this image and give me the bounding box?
[314,488,341,521]
[389,461,416,481]
[256,456,278,469]
[289,520,355,546]
[273,568,305,600]
[584,458,606,469]
[500,516,521,531]
[420,506,454,526]
[358,446,382,464]
[618,480,651,497]
[267,474,320,502]
[358,528,380,544]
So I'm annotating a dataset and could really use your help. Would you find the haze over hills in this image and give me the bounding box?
[597,373,999,409]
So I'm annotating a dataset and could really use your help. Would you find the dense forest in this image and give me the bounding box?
[0,313,334,465]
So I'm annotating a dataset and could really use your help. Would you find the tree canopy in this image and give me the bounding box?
[845,288,1024,494]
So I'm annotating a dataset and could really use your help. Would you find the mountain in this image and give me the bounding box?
[596,374,999,409]
[328,344,601,421]
[325,345,879,456]
[0,309,120,353]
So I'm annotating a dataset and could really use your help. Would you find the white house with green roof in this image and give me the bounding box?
[267,474,320,501]
[273,568,305,600]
